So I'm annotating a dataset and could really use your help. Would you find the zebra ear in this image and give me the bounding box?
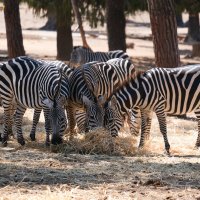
[110,96,118,110]
[98,95,105,105]
[59,96,66,106]
[42,98,54,108]
[82,95,93,107]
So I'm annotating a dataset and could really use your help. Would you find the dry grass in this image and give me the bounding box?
[59,129,138,156]
[0,109,200,200]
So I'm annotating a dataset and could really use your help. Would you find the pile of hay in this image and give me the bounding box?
[58,128,138,156]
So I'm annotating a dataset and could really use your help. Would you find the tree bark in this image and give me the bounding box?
[106,0,126,51]
[147,0,180,67]
[40,10,56,31]
[4,0,25,58]
[192,43,200,57]
[71,0,90,49]
[184,12,200,57]
[184,13,200,43]
[56,0,73,61]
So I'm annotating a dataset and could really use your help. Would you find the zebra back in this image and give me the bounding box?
[70,46,130,66]
[82,58,135,105]
[38,59,74,78]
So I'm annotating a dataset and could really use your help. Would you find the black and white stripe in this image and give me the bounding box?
[82,58,141,135]
[69,46,130,66]
[105,65,200,155]
[29,59,73,141]
[0,56,69,146]
[67,66,104,136]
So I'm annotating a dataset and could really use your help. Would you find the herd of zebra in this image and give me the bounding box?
[0,46,199,155]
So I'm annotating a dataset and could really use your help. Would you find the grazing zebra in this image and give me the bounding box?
[69,46,130,66]
[66,66,104,136]
[82,58,135,104]
[82,58,141,136]
[0,56,69,146]
[104,65,200,155]
[29,59,74,141]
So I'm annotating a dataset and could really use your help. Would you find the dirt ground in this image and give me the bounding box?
[0,3,200,200]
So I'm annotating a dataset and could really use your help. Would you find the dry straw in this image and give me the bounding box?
[54,128,138,156]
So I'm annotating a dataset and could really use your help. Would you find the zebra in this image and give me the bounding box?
[66,66,104,136]
[24,59,93,138]
[0,56,69,146]
[28,59,74,141]
[82,58,141,136]
[104,65,200,155]
[69,46,130,66]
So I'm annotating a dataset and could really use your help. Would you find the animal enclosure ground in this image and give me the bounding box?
[0,3,200,200]
[0,111,200,200]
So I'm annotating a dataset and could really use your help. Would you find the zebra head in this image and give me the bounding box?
[82,95,104,131]
[42,70,69,145]
[70,46,93,66]
[82,61,108,107]
[104,96,125,137]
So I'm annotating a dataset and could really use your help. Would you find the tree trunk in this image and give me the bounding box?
[192,43,200,57]
[184,12,200,57]
[56,0,73,61]
[184,13,200,44]
[147,0,180,67]
[4,0,25,58]
[40,10,56,31]
[106,0,126,51]
[71,0,90,49]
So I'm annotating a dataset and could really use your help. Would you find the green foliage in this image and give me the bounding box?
[22,0,150,28]
[175,0,200,13]
[22,0,55,15]
[124,0,148,15]
[80,0,105,28]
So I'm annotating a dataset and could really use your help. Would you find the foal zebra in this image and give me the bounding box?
[105,65,200,155]
[82,58,141,135]
[69,46,130,66]
[0,56,69,146]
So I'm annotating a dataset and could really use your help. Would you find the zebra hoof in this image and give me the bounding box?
[165,150,171,157]
[45,141,50,147]
[0,133,2,141]
[30,133,36,141]
[51,136,63,145]
[18,139,25,146]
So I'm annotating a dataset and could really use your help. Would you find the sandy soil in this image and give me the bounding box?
[0,3,200,200]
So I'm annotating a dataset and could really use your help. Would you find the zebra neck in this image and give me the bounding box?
[114,81,140,115]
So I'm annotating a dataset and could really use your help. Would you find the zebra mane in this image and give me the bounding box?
[135,70,146,77]
[106,69,146,103]
[73,46,93,52]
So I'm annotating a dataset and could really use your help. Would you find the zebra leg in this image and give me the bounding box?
[75,111,87,133]
[138,110,153,149]
[127,108,141,136]
[43,108,52,146]
[155,109,170,155]
[30,108,42,141]
[194,108,200,148]
[65,102,77,138]
[1,103,14,146]
[14,105,27,146]
[8,99,17,138]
